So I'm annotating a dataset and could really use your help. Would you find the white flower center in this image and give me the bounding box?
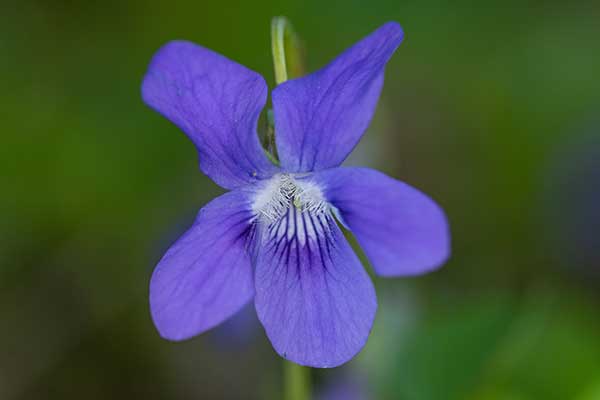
[251,174,334,246]
[252,173,329,223]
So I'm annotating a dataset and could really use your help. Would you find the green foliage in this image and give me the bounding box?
[2,0,599,398]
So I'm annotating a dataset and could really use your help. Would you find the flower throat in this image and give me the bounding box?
[252,173,329,223]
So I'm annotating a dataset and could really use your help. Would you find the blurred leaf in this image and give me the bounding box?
[380,296,516,400]
[576,379,600,400]
[477,288,600,400]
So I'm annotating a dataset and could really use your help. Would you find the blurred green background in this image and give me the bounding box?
[2,1,600,399]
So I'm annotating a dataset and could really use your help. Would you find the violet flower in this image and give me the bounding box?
[142,22,450,368]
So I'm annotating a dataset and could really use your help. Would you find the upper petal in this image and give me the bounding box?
[254,208,377,368]
[272,22,404,172]
[150,189,257,340]
[142,41,278,189]
[311,167,450,276]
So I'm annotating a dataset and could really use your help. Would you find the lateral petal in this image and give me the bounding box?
[311,167,450,276]
[150,189,256,340]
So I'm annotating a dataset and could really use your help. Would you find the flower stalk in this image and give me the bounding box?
[266,17,306,162]
[284,360,310,400]
[271,16,305,85]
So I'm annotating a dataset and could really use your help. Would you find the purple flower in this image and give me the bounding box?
[142,22,450,368]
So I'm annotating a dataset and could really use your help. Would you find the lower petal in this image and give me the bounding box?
[150,189,256,341]
[254,209,377,368]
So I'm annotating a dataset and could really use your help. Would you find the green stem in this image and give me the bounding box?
[271,16,289,85]
[266,17,306,163]
[270,17,305,84]
[284,361,310,400]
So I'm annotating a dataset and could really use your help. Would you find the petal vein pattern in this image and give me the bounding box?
[252,174,377,367]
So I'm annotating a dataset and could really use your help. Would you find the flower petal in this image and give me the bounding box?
[311,167,450,276]
[272,22,404,172]
[150,189,257,340]
[254,209,377,368]
[142,41,278,189]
